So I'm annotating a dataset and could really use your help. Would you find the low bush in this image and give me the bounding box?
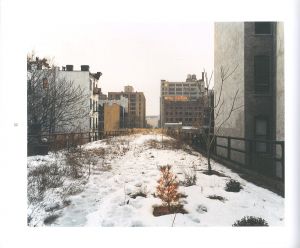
[65,151,84,179]
[153,204,188,216]
[232,216,269,226]
[146,138,183,150]
[181,168,197,187]
[207,194,227,202]
[28,163,64,203]
[129,186,148,199]
[196,204,207,213]
[225,179,242,192]
[44,214,60,225]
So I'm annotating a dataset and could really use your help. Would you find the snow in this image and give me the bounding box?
[27,133,284,227]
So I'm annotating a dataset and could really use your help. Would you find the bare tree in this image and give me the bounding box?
[197,65,241,174]
[27,55,90,134]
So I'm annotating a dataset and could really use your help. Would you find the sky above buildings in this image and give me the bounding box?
[24,1,214,116]
[26,22,214,116]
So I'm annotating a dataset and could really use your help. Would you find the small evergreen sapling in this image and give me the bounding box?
[156,165,180,211]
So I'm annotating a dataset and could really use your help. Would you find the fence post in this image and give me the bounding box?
[227,137,231,160]
[281,141,285,183]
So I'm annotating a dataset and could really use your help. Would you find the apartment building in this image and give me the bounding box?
[160,74,206,128]
[214,22,284,141]
[108,86,146,128]
[58,65,101,140]
[214,22,284,178]
[27,62,102,141]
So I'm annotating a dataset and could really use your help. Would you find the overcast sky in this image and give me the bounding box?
[1,0,300,248]
[25,10,214,116]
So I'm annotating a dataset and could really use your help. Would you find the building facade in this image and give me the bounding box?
[108,86,146,128]
[160,74,206,128]
[214,22,284,178]
[58,65,101,140]
[99,96,128,132]
[214,22,284,141]
[27,62,102,141]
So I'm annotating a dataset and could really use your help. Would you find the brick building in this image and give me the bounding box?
[108,86,146,128]
[160,74,208,128]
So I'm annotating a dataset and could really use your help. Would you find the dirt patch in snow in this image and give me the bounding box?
[153,204,188,216]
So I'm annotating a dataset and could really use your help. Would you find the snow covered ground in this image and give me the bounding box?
[27,133,284,227]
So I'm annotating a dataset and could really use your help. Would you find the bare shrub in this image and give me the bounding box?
[87,148,105,157]
[129,186,148,199]
[44,214,60,225]
[62,182,84,196]
[147,139,161,149]
[146,138,183,150]
[180,168,197,187]
[196,204,207,213]
[28,163,63,203]
[65,151,84,179]
[98,162,112,172]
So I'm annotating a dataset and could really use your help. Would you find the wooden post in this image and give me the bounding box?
[281,141,284,183]
[227,137,231,160]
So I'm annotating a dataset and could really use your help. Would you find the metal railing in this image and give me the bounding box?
[166,129,284,182]
[27,129,133,154]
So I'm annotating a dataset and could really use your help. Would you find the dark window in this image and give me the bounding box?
[90,99,92,110]
[255,22,272,34]
[254,55,270,93]
[255,116,269,153]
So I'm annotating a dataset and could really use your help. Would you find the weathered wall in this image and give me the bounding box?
[275,22,285,178]
[57,70,91,132]
[276,22,284,142]
[244,22,276,140]
[104,103,120,131]
[214,22,245,137]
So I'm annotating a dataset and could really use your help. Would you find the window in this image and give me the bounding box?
[255,22,272,34]
[90,80,92,90]
[254,55,270,93]
[90,99,92,110]
[90,117,93,129]
[255,117,269,153]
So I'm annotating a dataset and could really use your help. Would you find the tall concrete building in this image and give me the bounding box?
[214,22,284,178]
[160,73,206,128]
[214,22,284,141]
[108,86,146,128]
